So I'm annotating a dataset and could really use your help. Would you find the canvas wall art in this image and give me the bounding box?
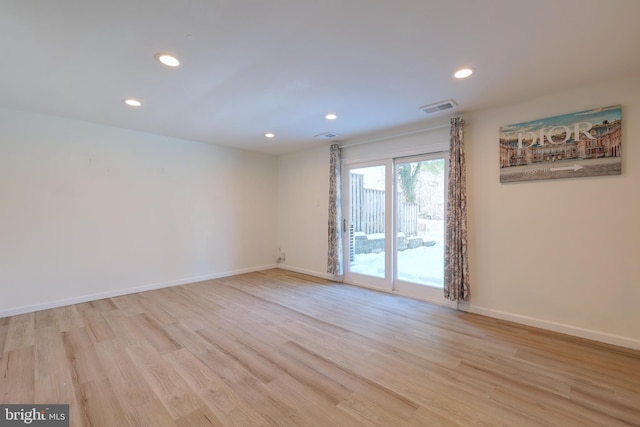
[499,105,622,183]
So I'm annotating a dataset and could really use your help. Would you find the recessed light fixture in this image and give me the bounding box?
[325,113,337,120]
[265,132,275,138]
[123,98,142,107]
[154,52,180,67]
[453,67,474,79]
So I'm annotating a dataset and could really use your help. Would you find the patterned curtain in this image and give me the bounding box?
[327,144,343,276]
[444,117,470,301]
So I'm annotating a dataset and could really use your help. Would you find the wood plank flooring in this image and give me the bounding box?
[1,269,639,426]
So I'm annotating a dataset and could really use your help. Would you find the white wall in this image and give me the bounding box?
[461,75,640,349]
[277,76,640,349]
[275,123,451,279]
[3,75,638,349]
[0,107,278,316]
[277,145,331,277]
[340,122,450,162]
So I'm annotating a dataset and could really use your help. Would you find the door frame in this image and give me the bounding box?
[392,153,448,306]
[342,159,393,292]
[341,153,450,307]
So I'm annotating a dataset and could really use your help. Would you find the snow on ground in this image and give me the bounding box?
[349,244,444,287]
[349,220,444,287]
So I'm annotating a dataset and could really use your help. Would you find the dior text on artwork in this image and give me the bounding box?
[499,105,622,183]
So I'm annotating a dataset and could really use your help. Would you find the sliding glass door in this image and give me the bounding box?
[343,154,447,304]
[344,161,391,291]
[393,155,446,302]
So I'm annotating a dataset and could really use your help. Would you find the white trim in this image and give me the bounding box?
[276,264,338,281]
[339,121,451,148]
[341,277,456,309]
[281,270,640,349]
[458,304,640,350]
[278,266,639,349]
[341,144,449,166]
[0,264,277,318]
[6,262,636,350]
[340,119,451,164]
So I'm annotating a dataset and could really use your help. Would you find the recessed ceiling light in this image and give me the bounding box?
[265,132,275,138]
[453,67,474,79]
[154,52,180,67]
[325,113,338,120]
[123,98,142,107]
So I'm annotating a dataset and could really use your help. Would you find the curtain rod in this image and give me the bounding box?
[338,123,450,149]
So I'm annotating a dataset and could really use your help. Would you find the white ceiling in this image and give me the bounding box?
[2,0,639,155]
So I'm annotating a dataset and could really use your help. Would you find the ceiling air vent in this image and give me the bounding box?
[314,131,339,140]
[419,99,457,114]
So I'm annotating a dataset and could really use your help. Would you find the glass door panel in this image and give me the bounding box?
[395,158,445,288]
[342,155,446,304]
[348,164,387,280]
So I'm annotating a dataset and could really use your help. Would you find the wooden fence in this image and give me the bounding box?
[350,173,418,235]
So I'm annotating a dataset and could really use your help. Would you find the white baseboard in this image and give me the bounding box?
[340,277,458,309]
[276,266,640,350]
[5,263,637,351]
[275,264,340,281]
[0,264,278,319]
[458,303,640,351]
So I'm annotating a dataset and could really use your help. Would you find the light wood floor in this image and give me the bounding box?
[1,269,639,426]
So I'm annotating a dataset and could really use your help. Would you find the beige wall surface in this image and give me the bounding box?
[462,76,640,348]
[2,74,638,349]
[277,76,640,349]
[0,108,278,315]
[277,145,331,276]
